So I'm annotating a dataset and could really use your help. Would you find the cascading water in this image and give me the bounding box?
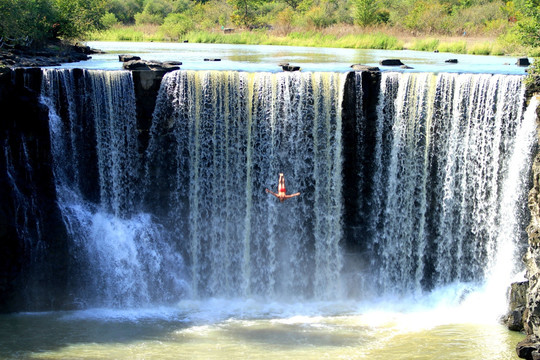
[145,70,345,299]
[41,69,189,307]
[367,72,534,298]
[38,68,536,310]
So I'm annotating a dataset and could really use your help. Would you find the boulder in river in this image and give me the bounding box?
[122,60,181,71]
[379,59,404,66]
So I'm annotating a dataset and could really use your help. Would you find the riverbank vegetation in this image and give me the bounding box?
[2,0,540,56]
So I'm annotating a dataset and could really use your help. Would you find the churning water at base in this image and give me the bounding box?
[0,299,526,360]
[39,69,536,315]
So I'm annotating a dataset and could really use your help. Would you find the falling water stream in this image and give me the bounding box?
[0,68,536,359]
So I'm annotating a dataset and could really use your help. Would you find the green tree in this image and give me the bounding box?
[0,0,57,43]
[512,0,540,46]
[107,0,144,24]
[160,12,194,38]
[53,0,108,37]
[353,0,379,26]
[228,0,263,28]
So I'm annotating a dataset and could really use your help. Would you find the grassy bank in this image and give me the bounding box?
[87,25,537,56]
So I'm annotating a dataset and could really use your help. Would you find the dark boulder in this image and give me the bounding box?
[204,58,221,61]
[379,59,404,66]
[119,54,141,62]
[517,58,531,66]
[445,59,458,63]
[517,335,540,360]
[281,65,301,71]
[505,281,528,331]
[123,60,181,71]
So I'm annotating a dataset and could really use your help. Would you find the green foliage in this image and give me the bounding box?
[403,1,452,33]
[62,0,535,55]
[228,0,264,28]
[160,13,194,38]
[305,6,336,28]
[353,0,379,27]
[107,0,143,24]
[53,0,108,37]
[0,0,107,42]
[133,0,174,25]
[438,40,467,53]
[101,12,119,28]
[468,42,493,54]
[134,11,163,25]
[0,0,57,42]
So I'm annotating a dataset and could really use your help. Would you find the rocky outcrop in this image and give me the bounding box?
[351,64,380,72]
[519,58,532,67]
[122,59,181,71]
[281,64,301,71]
[0,41,97,68]
[379,59,404,66]
[506,281,528,331]
[517,94,540,358]
[517,335,540,360]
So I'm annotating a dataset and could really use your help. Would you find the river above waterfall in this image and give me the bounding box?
[57,41,528,74]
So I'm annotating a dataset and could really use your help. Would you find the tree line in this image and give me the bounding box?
[1,0,540,48]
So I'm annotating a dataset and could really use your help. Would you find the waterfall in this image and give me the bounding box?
[368,72,533,296]
[146,70,346,299]
[38,68,536,308]
[41,69,189,307]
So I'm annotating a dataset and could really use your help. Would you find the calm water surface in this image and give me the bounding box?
[60,41,529,74]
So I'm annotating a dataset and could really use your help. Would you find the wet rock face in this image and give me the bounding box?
[518,98,540,358]
[506,281,528,332]
[525,243,540,336]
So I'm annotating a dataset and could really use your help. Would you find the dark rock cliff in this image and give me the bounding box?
[0,69,69,311]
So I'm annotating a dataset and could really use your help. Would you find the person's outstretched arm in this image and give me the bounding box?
[284,192,300,199]
[266,188,279,198]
